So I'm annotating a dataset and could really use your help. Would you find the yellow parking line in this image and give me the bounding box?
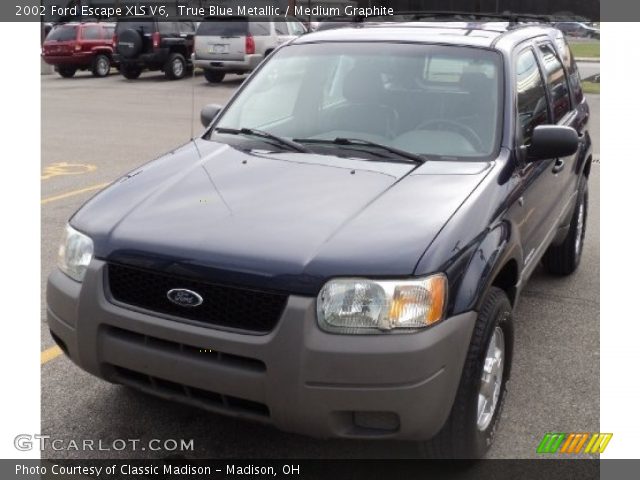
[41,345,62,365]
[41,182,110,205]
[42,162,97,181]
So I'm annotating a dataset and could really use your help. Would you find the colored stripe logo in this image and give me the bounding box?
[537,433,613,454]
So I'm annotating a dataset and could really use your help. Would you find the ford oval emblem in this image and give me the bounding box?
[167,289,204,308]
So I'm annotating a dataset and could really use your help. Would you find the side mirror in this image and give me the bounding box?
[527,125,579,161]
[200,104,223,128]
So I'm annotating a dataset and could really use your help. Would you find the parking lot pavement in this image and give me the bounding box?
[41,71,600,459]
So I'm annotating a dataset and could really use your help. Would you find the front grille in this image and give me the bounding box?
[107,263,288,333]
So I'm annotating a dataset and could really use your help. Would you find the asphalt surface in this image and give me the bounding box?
[41,70,600,459]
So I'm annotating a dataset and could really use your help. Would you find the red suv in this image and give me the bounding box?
[42,22,116,78]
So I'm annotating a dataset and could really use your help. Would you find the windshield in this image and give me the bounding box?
[46,26,78,42]
[212,43,502,159]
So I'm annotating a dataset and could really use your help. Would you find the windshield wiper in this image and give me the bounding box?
[293,137,426,164]
[214,127,311,153]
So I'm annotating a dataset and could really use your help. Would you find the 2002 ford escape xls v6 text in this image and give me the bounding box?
[47,20,591,458]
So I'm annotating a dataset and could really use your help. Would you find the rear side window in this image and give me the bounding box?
[516,49,549,146]
[538,44,571,121]
[82,26,101,40]
[47,26,78,41]
[555,35,584,104]
[197,18,248,36]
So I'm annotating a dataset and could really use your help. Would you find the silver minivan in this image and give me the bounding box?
[194,17,306,83]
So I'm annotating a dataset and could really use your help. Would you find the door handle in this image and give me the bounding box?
[552,159,565,174]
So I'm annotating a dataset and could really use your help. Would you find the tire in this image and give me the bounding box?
[164,53,187,80]
[57,67,76,78]
[421,287,513,459]
[120,65,142,80]
[203,69,225,83]
[91,54,110,77]
[543,178,588,275]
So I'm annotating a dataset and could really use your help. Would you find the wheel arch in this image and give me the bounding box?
[448,222,523,315]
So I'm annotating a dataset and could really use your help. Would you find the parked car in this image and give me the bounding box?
[48,21,591,458]
[554,21,600,39]
[193,16,306,83]
[42,22,116,78]
[113,18,196,80]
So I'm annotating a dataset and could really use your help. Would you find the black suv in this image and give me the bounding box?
[113,18,196,79]
[49,21,591,458]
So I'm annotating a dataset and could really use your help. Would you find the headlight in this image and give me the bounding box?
[317,274,447,334]
[57,224,94,282]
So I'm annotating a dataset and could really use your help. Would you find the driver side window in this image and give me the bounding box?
[516,49,549,146]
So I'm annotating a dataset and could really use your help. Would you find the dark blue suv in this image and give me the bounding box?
[48,21,590,458]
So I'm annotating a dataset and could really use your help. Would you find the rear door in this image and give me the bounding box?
[80,25,103,53]
[195,17,248,61]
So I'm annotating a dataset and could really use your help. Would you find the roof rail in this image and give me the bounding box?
[361,10,554,27]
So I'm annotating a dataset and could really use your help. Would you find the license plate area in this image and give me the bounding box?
[208,44,229,54]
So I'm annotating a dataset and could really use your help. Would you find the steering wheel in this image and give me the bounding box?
[416,119,484,152]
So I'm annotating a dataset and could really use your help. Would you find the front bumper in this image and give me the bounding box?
[47,259,476,440]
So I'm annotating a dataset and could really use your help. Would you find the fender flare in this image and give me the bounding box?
[448,222,523,315]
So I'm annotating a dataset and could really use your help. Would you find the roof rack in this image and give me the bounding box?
[361,10,554,28]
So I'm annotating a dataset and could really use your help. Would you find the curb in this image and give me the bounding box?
[575,57,600,63]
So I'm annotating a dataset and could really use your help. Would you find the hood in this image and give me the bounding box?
[72,140,493,294]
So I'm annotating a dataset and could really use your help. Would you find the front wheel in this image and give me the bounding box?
[420,287,513,458]
[543,178,588,275]
[91,54,110,77]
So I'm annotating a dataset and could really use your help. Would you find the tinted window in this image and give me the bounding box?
[249,22,271,36]
[82,26,101,40]
[516,49,549,146]
[555,35,584,104]
[538,44,571,120]
[47,26,78,41]
[274,21,288,35]
[197,18,248,36]
[103,26,115,38]
[116,21,154,35]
